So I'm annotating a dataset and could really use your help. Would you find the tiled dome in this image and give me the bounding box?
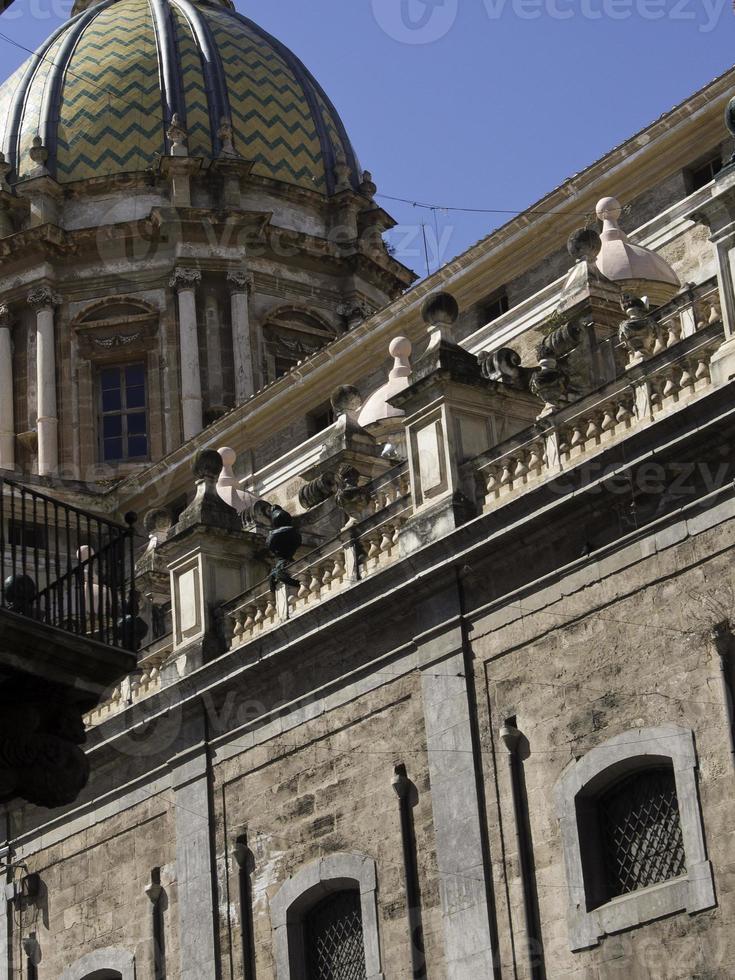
[0,0,360,191]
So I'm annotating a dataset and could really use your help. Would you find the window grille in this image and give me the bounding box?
[305,889,367,980]
[599,767,685,898]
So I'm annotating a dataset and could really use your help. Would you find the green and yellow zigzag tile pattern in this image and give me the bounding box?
[170,4,211,161]
[0,0,359,190]
[54,0,163,181]
[15,34,67,178]
[204,7,327,191]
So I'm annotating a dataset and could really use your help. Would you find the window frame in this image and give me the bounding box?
[270,853,384,980]
[97,362,149,464]
[554,724,715,951]
[261,309,337,384]
[61,946,134,980]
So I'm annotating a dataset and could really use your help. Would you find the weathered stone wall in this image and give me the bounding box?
[18,794,179,978]
[469,508,735,979]
[212,673,445,978]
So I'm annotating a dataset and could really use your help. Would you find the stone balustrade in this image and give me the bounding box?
[474,282,722,513]
[84,636,172,726]
[224,465,411,650]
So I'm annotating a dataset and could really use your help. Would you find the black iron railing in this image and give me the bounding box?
[0,477,138,651]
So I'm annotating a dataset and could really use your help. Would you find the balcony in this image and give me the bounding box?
[0,477,138,808]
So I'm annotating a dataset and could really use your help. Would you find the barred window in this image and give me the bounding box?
[598,766,685,899]
[305,890,366,980]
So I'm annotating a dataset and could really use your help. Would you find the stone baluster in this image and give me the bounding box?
[227,271,255,404]
[171,268,203,440]
[27,285,60,476]
[0,305,14,470]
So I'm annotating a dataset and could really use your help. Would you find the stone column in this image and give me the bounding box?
[227,271,255,403]
[0,306,14,471]
[27,286,60,476]
[171,268,203,441]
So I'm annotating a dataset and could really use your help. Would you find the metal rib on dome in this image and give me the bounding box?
[0,0,360,191]
[171,0,230,158]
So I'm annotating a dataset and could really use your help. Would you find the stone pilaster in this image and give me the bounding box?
[0,305,14,471]
[27,286,60,476]
[171,268,203,440]
[227,270,255,403]
[689,167,735,383]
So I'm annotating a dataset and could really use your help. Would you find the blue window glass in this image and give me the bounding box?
[99,363,148,462]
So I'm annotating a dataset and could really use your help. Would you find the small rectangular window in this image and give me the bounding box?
[687,154,722,192]
[479,290,510,325]
[99,363,149,463]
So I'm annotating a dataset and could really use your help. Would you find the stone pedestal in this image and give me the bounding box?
[156,451,267,681]
[15,174,62,227]
[392,338,509,551]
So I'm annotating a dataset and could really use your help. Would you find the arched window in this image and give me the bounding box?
[61,947,134,980]
[555,725,715,951]
[305,889,366,980]
[72,297,161,470]
[270,853,383,979]
[262,309,337,382]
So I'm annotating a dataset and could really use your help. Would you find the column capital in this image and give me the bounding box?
[226,270,253,294]
[27,285,61,311]
[0,304,11,329]
[170,267,202,292]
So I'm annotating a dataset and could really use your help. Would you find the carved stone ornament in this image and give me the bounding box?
[334,464,371,525]
[0,304,11,329]
[166,113,188,157]
[618,294,657,360]
[29,136,49,169]
[266,506,302,589]
[217,115,239,159]
[526,314,584,415]
[226,270,253,294]
[170,268,202,291]
[92,332,142,350]
[27,285,61,310]
[479,347,527,387]
[360,170,377,199]
[333,146,352,192]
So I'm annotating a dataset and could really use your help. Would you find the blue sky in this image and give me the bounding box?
[1,0,732,276]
